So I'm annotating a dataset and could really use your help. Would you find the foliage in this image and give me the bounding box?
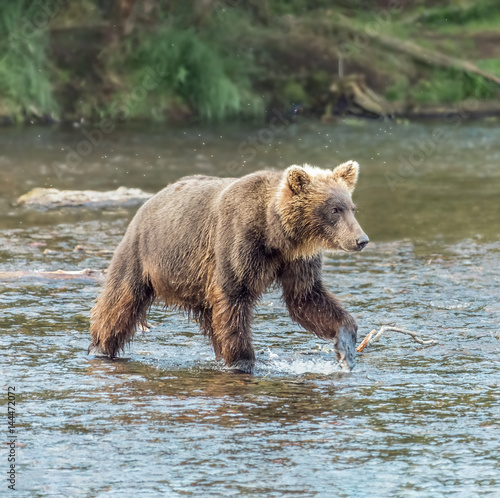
[410,68,496,103]
[386,67,497,103]
[267,0,339,16]
[117,23,263,122]
[385,76,410,102]
[281,80,310,107]
[0,1,57,121]
[0,0,500,123]
[417,0,500,27]
[477,58,500,78]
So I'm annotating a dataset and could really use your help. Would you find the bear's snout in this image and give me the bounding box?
[356,234,369,251]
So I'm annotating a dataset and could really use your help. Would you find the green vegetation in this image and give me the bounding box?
[411,69,496,103]
[0,1,58,122]
[1,0,500,124]
[118,25,263,122]
[477,58,500,78]
[417,0,500,27]
[387,68,496,103]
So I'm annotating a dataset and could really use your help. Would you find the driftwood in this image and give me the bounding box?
[357,326,438,352]
[329,73,395,117]
[0,269,105,280]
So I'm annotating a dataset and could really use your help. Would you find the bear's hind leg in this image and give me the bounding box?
[194,306,223,361]
[89,269,155,358]
[211,291,255,373]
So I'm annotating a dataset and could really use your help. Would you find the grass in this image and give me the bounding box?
[0,1,58,122]
[476,58,500,78]
[113,11,264,122]
[416,0,500,31]
[386,67,497,103]
[412,68,496,103]
[385,76,411,102]
[267,0,340,16]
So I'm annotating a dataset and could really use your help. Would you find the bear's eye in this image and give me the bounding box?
[332,208,339,214]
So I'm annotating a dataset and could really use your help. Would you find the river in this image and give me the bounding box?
[1,119,499,496]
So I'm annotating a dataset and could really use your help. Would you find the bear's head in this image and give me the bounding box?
[277,161,369,256]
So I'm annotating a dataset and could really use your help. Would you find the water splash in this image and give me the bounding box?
[255,349,344,376]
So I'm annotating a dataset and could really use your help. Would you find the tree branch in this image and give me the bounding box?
[357,326,438,352]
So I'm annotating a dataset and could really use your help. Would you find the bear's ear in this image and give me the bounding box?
[286,166,311,194]
[332,160,359,193]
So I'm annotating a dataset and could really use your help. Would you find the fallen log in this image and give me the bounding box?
[329,73,396,117]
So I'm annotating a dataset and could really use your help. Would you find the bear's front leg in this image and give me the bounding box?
[280,258,358,371]
[211,288,256,373]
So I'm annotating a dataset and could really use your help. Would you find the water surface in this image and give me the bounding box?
[1,120,499,496]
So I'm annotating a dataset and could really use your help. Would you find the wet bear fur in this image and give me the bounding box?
[89,161,369,372]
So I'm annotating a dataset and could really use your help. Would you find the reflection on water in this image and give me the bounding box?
[0,121,499,496]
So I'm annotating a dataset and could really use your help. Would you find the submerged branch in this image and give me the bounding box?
[357,326,438,352]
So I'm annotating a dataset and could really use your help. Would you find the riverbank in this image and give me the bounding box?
[2,0,500,125]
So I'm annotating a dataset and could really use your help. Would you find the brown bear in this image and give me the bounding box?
[89,161,369,373]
